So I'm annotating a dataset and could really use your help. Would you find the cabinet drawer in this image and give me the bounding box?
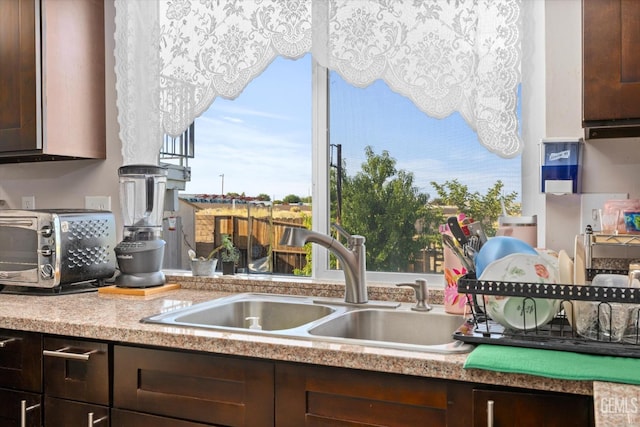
[112,408,214,427]
[114,345,274,427]
[472,388,594,427]
[44,396,108,427]
[0,329,42,392]
[0,387,42,427]
[275,363,449,426]
[43,337,109,405]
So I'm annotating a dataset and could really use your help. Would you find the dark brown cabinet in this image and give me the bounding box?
[111,408,214,427]
[44,397,109,427]
[0,329,42,427]
[471,388,594,427]
[0,328,597,427]
[113,345,275,427]
[275,364,594,427]
[0,388,42,427]
[0,0,105,162]
[43,336,110,427]
[275,363,455,427]
[0,331,112,426]
[0,0,37,153]
[583,0,640,138]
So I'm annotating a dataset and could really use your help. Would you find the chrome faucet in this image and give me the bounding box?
[279,224,368,304]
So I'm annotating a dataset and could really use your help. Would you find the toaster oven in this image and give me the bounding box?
[0,209,116,289]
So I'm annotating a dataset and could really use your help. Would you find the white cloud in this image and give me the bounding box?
[221,116,244,124]
[205,103,294,122]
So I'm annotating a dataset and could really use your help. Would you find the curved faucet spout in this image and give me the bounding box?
[279,227,368,304]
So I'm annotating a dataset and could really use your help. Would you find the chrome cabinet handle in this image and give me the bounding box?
[487,399,494,427]
[43,346,98,361]
[20,400,40,427]
[88,412,108,426]
[0,337,17,348]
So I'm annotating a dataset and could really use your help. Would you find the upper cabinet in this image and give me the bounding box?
[583,0,640,139]
[0,0,105,163]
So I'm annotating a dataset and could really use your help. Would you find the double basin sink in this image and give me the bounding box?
[142,293,473,354]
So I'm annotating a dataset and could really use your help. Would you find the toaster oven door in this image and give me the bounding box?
[0,217,42,284]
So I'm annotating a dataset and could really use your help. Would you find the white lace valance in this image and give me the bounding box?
[114,0,522,165]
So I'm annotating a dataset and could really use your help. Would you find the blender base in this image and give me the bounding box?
[114,271,166,288]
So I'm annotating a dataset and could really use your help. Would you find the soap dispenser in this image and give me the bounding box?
[245,316,262,330]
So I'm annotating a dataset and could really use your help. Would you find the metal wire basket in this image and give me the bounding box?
[453,269,640,357]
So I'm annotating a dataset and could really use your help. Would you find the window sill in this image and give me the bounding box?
[164,269,445,305]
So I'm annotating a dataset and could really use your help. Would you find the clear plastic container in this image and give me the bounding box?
[603,199,640,234]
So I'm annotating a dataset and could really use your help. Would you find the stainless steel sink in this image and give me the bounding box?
[307,308,471,352]
[142,293,339,331]
[142,293,473,354]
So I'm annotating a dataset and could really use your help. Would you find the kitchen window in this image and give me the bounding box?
[114,0,526,284]
[187,54,522,284]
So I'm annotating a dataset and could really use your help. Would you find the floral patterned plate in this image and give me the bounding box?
[480,253,561,331]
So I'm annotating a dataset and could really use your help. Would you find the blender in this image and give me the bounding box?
[114,164,168,287]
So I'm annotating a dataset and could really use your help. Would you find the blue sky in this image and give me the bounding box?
[185,54,521,202]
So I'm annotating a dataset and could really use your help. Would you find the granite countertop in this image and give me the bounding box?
[0,271,594,398]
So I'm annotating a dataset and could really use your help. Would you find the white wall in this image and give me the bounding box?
[521,0,547,246]
[0,1,123,235]
[542,0,640,253]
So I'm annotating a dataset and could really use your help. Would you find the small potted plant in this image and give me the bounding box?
[188,234,238,276]
[218,234,240,275]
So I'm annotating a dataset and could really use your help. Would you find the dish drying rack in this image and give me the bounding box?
[454,269,640,357]
[584,228,640,270]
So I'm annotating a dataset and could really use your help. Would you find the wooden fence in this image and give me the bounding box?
[194,212,444,275]
[195,213,307,274]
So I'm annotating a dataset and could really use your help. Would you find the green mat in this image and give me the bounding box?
[464,344,640,385]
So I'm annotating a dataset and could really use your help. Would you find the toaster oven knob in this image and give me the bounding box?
[38,246,53,257]
[40,225,53,238]
[40,264,54,279]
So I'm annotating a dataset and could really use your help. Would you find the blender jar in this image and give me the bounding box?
[118,164,168,240]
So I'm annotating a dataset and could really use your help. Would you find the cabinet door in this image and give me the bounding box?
[41,0,106,159]
[112,408,214,427]
[43,337,109,405]
[0,388,41,427]
[44,396,108,427]
[0,329,42,393]
[583,0,640,124]
[0,0,38,151]
[275,363,449,427]
[113,345,274,427]
[472,388,594,427]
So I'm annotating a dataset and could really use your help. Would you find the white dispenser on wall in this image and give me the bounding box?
[540,137,583,194]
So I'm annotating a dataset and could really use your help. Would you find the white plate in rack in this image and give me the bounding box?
[558,249,575,327]
[574,235,586,285]
[480,253,561,331]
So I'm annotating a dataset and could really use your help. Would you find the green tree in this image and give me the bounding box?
[256,193,271,201]
[283,194,301,204]
[430,179,519,236]
[340,146,437,271]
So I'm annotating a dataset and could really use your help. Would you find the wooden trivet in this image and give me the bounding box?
[98,283,181,296]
